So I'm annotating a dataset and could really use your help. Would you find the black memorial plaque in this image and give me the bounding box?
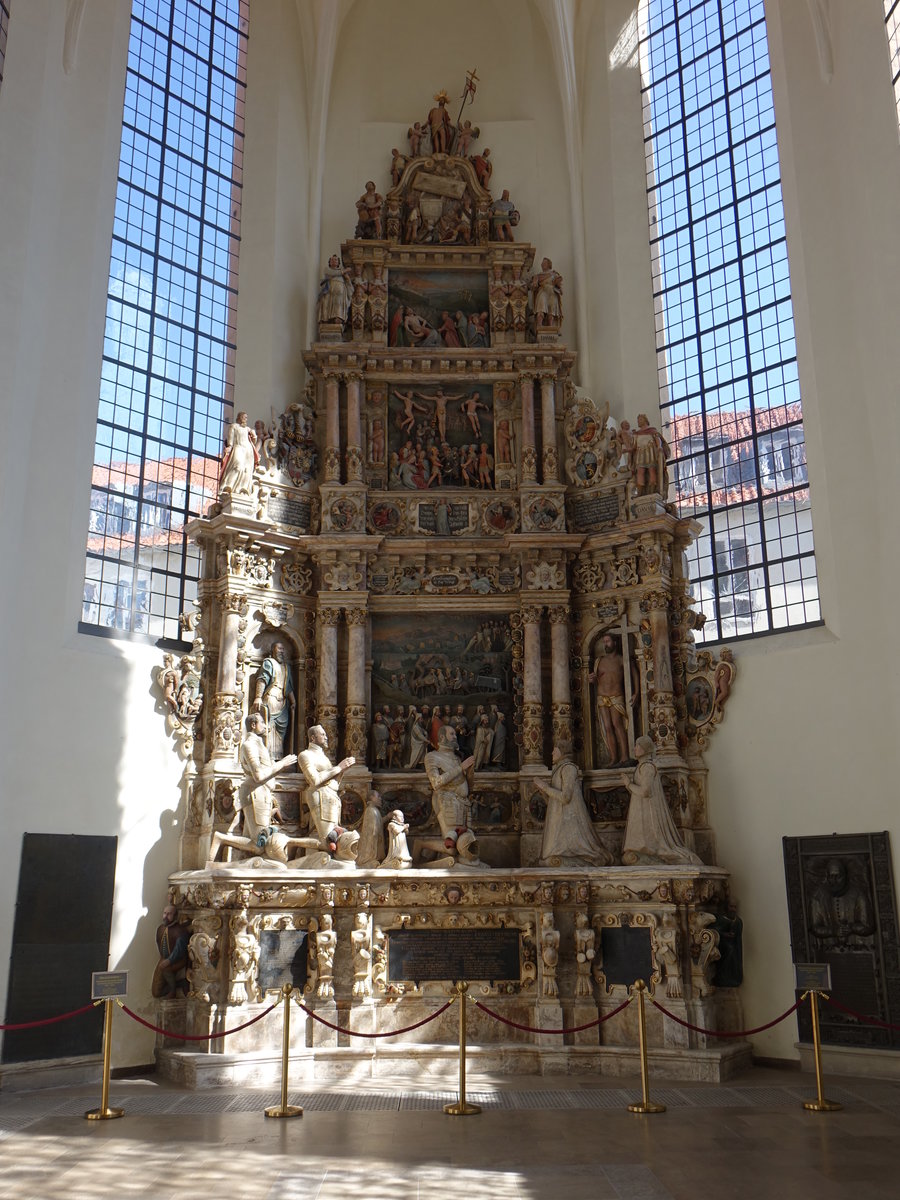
[599,927,653,988]
[572,493,620,532]
[784,832,900,1049]
[258,929,309,994]
[3,833,117,1063]
[387,928,521,984]
[268,493,312,530]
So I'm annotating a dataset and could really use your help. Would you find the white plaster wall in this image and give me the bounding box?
[703,0,900,1059]
[2,0,900,1073]
[0,0,183,1067]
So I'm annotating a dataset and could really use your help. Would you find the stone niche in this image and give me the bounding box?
[155,107,742,1086]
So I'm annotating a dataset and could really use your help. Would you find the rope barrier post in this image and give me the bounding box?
[444,981,480,1117]
[801,990,841,1113]
[85,999,124,1121]
[627,980,665,1115]
[265,984,302,1119]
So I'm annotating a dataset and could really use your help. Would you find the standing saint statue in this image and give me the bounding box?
[589,632,639,766]
[316,254,352,328]
[534,742,612,867]
[622,737,700,865]
[219,411,259,496]
[252,641,295,759]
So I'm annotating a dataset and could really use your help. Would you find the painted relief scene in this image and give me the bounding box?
[388,268,490,348]
[370,612,513,771]
[388,382,495,489]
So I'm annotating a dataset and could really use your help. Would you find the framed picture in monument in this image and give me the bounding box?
[387,268,490,350]
[783,832,900,1048]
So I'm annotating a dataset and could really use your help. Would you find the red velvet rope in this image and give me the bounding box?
[474,996,633,1034]
[118,1002,278,1041]
[295,998,453,1038]
[824,994,900,1032]
[0,1002,97,1032]
[650,997,800,1038]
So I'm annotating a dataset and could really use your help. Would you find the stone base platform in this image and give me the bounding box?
[158,1040,752,1089]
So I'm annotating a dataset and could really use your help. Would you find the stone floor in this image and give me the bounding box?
[1,1066,898,1199]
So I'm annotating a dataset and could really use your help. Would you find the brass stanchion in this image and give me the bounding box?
[801,990,841,1112]
[85,998,124,1120]
[444,981,480,1116]
[627,980,665,1114]
[265,984,302,1118]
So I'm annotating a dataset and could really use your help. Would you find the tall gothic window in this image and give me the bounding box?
[81,0,248,642]
[0,1,11,88]
[885,1,900,128]
[639,0,819,642]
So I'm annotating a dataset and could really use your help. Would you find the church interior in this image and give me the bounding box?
[1,1,899,1196]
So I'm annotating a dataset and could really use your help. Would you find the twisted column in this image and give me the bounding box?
[324,372,341,482]
[344,372,364,482]
[521,603,544,765]
[317,606,342,754]
[540,373,558,483]
[548,604,572,747]
[519,374,537,483]
[344,605,368,762]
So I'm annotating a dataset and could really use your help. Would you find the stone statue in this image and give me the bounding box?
[187,914,221,1002]
[425,724,475,853]
[470,146,492,188]
[530,257,562,328]
[589,633,640,767]
[152,904,190,998]
[356,790,385,869]
[316,254,352,328]
[219,411,259,496]
[574,912,595,998]
[540,912,559,998]
[808,858,875,950]
[390,147,408,186]
[206,714,299,867]
[426,89,452,153]
[381,809,413,869]
[355,181,383,239]
[622,737,701,866]
[228,901,261,1004]
[491,189,517,241]
[711,901,743,987]
[351,912,372,998]
[631,413,670,497]
[652,912,682,998]
[407,121,425,156]
[535,742,613,867]
[313,913,337,999]
[297,724,355,848]
[252,641,295,759]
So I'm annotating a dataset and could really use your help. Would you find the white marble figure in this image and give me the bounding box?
[381,809,413,869]
[535,742,613,867]
[540,912,560,998]
[314,913,337,999]
[207,713,300,867]
[298,725,355,848]
[356,790,385,868]
[316,254,351,327]
[653,912,683,998]
[574,912,595,999]
[219,411,258,496]
[425,724,475,852]
[622,737,701,866]
[351,912,372,998]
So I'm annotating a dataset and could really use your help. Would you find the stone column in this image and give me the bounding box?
[540,372,558,483]
[521,603,544,766]
[344,372,364,482]
[641,588,678,755]
[344,605,368,762]
[548,603,572,747]
[519,374,537,483]
[317,606,342,754]
[212,591,247,759]
[324,371,341,482]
